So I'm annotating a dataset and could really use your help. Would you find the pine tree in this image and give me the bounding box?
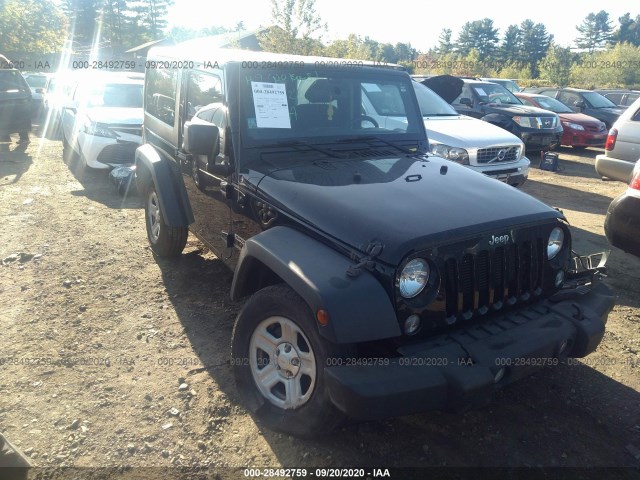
[437,28,453,55]
[575,10,613,53]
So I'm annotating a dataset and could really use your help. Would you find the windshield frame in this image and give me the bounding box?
[525,95,573,113]
[236,65,427,151]
[581,91,617,109]
[471,83,522,105]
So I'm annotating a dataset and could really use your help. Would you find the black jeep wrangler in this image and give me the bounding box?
[135,43,614,438]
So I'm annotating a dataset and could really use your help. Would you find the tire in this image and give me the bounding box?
[231,284,351,438]
[191,157,204,190]
[144,185,188,257]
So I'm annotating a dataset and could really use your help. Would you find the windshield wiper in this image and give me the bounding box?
[337,135,414,154]
[249,140,340,158]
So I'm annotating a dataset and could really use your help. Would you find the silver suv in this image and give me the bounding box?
[412,81,529,187]
[595,96,640,182]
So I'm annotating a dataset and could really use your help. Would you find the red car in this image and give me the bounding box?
[515,93,607,149]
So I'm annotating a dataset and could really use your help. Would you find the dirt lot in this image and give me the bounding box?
[1,132,639,478]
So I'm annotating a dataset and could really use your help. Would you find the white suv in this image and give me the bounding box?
[61,72,143,169]
[412,81,530,186]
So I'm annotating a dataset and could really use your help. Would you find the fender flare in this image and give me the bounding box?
[231,226,401,344]
[481,113,514,132]
[135,144,194,227]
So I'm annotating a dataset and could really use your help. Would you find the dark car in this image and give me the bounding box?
[423,75,562,151]
[529,87,625,129]
[516,92,607,149]
[135,42,613,438]
[0,68,32,140]
[596,89,640,108]
[604,159,640,258]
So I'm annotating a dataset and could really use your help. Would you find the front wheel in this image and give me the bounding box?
[231,284,350,438]
[144,186,188,257]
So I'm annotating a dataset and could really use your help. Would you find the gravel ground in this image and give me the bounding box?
[0,133,639,480]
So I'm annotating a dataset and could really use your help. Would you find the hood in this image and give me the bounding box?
[424,115,523,147]
[482,103,555,116]
[83,107,143,125]
[594,107,626,117]
[558,112,604,125]
[421,75,464,104]
[253,155,560,265]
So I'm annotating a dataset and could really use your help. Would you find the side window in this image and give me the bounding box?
[146,67,178,126]
[519,97,535,107]
[626,93,640,106]
[604,93,623,105]
[631,107,640,122]
[452,84,474,106]
[185,72,222,121]
[558,92,581,107]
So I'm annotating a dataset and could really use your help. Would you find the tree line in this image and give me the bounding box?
[1,0,639,87]
[0,0,173,54]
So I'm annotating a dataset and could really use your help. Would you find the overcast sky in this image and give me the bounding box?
[168,0,637,51]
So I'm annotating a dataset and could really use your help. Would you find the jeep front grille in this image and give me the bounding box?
[477,146,520,164]
[443,239,544,321]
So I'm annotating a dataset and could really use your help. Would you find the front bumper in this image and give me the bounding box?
[561,130,606,148]
[519,130,562,150]
[468,156,530,185]
[326,281,613,420]
[78,132,141,169]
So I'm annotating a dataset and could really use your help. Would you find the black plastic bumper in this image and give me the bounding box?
[325,282,614,421]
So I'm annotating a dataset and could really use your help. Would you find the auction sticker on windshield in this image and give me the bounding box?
[251,81,291,129]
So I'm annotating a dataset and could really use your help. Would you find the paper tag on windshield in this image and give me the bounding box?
[475,88,487,97]
[251,82,291,129]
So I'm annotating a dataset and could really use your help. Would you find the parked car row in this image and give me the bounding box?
[0,64,32,141]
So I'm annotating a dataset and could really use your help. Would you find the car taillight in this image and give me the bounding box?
[630,170,640,191]
[605,128,618,151]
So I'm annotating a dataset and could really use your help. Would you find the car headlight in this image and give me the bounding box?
[430,143,469,165]
[562,121,585,131]
[83,120,116,138]
[398,258,430,298]
[547,227,564,260]
[512,116,535,128]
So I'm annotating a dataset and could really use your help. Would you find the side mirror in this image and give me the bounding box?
[35,88,45,94]
[459,97,472,106]
[183,122,219,155]
[575,101,586,110]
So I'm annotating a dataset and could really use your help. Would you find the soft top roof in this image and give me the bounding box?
[148,38,404,71]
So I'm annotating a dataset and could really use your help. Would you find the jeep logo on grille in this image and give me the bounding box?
[489,234,511,246]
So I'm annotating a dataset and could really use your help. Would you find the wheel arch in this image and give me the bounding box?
[135,144,194,227]
[231,226,401,344]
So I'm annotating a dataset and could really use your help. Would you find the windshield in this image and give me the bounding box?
[412,82,458,116]
[239,67,423,144]
[472,83,521,105]
[529,95,572,113]
[25,75,48,88]
[0,71,30,93]
[582,91,617,109]
[77,82,143,108]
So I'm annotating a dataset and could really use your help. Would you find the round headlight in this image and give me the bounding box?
[398,258,430,298]
[547,227,564,260]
